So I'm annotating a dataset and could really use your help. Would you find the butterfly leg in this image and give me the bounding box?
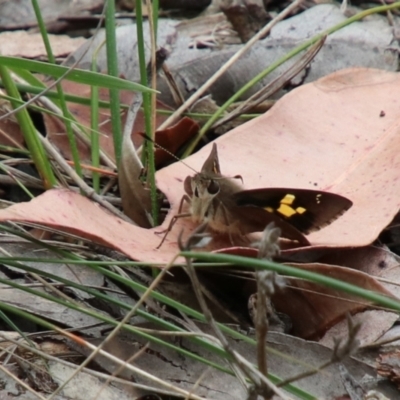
[155,195,191,249]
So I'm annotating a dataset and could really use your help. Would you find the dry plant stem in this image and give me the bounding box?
[29,272,78,304]
[254,224,282,384]
[0,281,64,291]
[100,176,119,198]
[283,284,375,310]
[0,4,108,124]
[0,124,25,148]
[131,327,219,339]
[0,163,43,188]
[179,238,290,399]
[256,279,268,377]
[190,367,213,399]
[69,334,209,400]
[184,259,291,400]
[103,263,206,333]
[8,221,101,244]
[60,331,209,400]
[212,36,325,129]
[113,259,205,332]
[122,92,143,171]
[183,257,247,391]
[194,276,243,324]
[145,0,158,142]
[331,315,360,361]
[47,255,178,400]
[92,344,149,400]
[158,0,303,130]
[0,342,16,365]
[143,0,159,225]
[0,333,181,398]
[38,134,133,223]
[361,333,400,349]
[161,63,185,106]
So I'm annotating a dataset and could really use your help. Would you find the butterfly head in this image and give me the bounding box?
[184,173,220,222]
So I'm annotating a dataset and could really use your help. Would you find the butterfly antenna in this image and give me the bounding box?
[140,133,198,174]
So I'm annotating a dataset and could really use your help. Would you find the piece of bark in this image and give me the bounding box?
[220,0,270,42]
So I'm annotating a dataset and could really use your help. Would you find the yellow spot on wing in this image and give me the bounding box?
[281,194,295,205]
[277,204,296,217]
[266,198,307,217]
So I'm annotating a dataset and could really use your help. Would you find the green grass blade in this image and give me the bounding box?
[105,0,123,164]
[90,59,100,193]
[180,252,400,312]
[136,0,158,226]
[0,66,57,188]
[0,57,155,93]
[31,0,82,177]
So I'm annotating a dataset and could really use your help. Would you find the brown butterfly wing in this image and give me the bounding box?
[233,188,352,234]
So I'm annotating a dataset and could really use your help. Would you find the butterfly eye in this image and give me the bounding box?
[208,180,219,195]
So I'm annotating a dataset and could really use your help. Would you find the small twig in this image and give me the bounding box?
[331,314,361,362]
[91,343,150,400]
[212,36,326,130]
[252,223,283,379]
[0,161,43,189]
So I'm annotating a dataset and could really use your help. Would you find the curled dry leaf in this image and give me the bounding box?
[153,117,199,166]
[119,109,199,227]
[271,263,395,339]
[0,68,399,263]
[118,93,152,228]
[219,245,400,340]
